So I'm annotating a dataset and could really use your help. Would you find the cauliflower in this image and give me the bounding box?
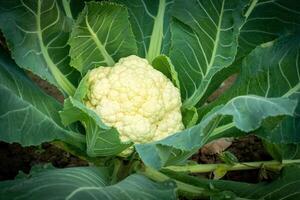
[85,55,184,152]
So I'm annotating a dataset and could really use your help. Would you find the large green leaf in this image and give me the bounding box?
[200,34,300,143]
[69,1,137,74]
[136,95,297,169]
[258,93,300,144]
[220,165,300,199]
[243,165,300,200]
[112,0,174,62]
[264,142,300,161]
[164,165,300,200]
[237,0,300,60]
[170,0,247,109]
[0,166,177,200]
[264,95,300,161]
[0,0,79,95]
[0,50,85,150]
[212,2,300,104]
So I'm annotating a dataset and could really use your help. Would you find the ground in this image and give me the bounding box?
[0,142,88,181]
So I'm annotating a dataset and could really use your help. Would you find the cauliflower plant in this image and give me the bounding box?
[85,55,184,150]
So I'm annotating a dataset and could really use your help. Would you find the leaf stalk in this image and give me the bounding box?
[62,0,73,20]
[138,165,210,199]
[244,0,258,19]
[146,0,166,63]
[164,159,300,173]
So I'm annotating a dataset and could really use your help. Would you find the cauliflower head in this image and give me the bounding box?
[85,55,184,146]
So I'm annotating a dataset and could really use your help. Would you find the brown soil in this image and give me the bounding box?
[0,142,88,181]
[193,135,272,183]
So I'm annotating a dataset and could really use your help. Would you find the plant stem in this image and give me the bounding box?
[209,122,235,137]
[146,0,166,63]
[164,159,300,173]
[244,0,258,19]
[111,159,122,184]
[283,82,300,97]
[62,0,73,20]
[139,166,210,199]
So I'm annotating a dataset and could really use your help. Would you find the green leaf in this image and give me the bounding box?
[136,95,297,169]
[244,165,300,199]
[220,165,300,199]
[257,94,300,144]
[0,166,177,200]
[264,141,300,161]
[0,0,79,96]
[200,34,300,144]
[164,165,300,200]
[69,1,137,74]
[152,55,180,89]
[238,0,300,60]
[202,2,300,140]
[181,106,199,128]
[170,0,248,109]
[60,97,132,157]
[0,50,85,150]
[235,36,300,99]
[112,0,174,62]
